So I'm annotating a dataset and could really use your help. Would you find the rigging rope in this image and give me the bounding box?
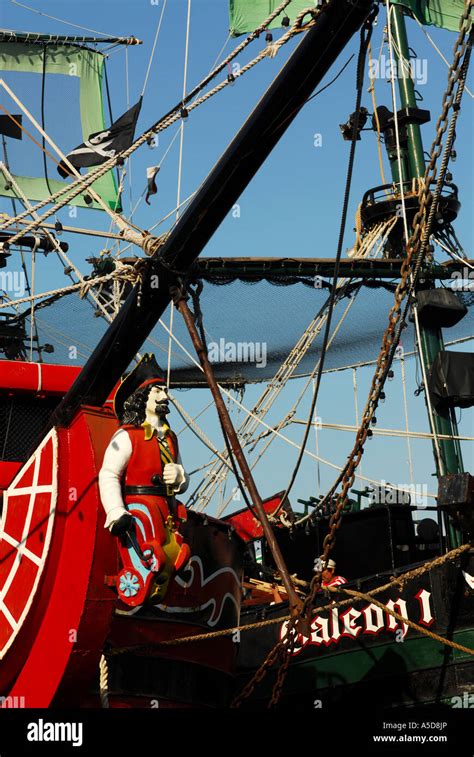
[414,14,473,98]
[230,544,473,707]
[34,547,474,657]
[40,44,54,200]
[0,163,118,324]
[99,654,109,708]
[141,0,167,97]
[0,106,62,170]
[167,0,192,389]
[0,2,318,247]
[385,1,445,473]
[352,367,363,484]
[185,282,257,516]
[193,217,396,515]
[436,236,474,269]
[28,233,39,362]
[233,1,474,708]
[308,4,473,520]
[289,418,474,443]
[11,0,119,38]
[275,12,376,511]
[367,41,388,186]
[0,132,41,357]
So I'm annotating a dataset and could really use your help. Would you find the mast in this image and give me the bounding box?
[49,0,376,430]
[389,4,464,547]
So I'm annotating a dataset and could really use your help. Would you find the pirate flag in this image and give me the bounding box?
[145,165,160,205]
[57,99,142,179]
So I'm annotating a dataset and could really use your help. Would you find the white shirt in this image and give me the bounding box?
[98,420,189,529]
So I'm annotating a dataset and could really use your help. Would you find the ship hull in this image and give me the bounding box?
[0,406,244,709]
[235,551,474,709]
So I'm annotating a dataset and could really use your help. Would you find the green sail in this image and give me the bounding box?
[391,0,468,32]
[229,0,317,36]
[0,42,120,211]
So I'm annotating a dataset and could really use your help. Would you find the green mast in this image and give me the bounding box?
[389,4,464,546]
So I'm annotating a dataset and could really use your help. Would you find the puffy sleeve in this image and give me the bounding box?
[98,429,133,528]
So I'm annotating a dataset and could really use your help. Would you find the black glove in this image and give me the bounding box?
[110,512,133,536]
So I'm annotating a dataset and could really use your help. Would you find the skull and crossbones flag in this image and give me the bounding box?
[57,99,142,179]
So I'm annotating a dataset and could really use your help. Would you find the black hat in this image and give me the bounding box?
[113,353,166,420]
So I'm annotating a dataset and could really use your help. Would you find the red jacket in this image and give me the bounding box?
[121,424,178,488]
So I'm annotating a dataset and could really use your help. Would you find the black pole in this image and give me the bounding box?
[51,0,375,429]
[0,32,141,46]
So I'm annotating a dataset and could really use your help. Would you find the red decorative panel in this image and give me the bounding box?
[0,429,58,660]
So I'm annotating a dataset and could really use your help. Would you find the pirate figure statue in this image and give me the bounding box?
[99,353,191,606]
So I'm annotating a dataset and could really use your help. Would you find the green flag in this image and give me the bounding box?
[0,42,120,211]
[391,0,469,32]
[229,0,317,37]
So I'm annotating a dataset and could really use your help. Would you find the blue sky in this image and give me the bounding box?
[0,0,472,519]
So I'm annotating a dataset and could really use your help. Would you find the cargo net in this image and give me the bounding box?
[1,271,473,386]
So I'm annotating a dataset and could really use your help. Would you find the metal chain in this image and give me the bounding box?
[307,0,473,516]
[231,0,473,709]
[268,631,297,707]
[315,0,472,597]
[232,10,377,708]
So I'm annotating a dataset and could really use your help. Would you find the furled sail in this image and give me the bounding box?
[0,38,120,210]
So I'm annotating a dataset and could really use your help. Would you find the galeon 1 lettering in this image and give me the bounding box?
[27,719,83,748]
[281,589,434,654]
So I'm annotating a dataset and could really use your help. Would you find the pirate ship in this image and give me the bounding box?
[0,0,473,711]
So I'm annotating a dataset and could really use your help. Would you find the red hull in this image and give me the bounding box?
[0,373,244,707]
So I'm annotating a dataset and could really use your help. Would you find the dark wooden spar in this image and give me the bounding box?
[50,0,376,429]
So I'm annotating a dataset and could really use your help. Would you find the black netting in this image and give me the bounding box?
[2,272,473,387]
[0,396,60,461]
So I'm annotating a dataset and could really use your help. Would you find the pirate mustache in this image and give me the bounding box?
[154,399,170,414]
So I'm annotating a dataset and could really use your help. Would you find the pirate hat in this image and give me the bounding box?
[113,353,166,420]
[313,556,336,572]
